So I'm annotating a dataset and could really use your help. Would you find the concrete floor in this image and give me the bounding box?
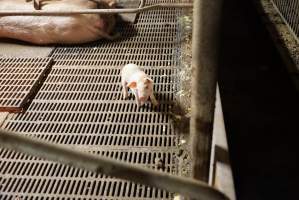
[218,0,299,199]
[0,39,53,58]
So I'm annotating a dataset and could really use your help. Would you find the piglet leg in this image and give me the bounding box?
[150,93,159,107]
[121,80,128,99]
[132,89,140,108]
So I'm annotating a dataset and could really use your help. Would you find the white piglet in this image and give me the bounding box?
[121,64,158,108]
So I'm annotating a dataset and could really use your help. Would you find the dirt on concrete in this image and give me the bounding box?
[177,12,193,116]
[171,11,193,179]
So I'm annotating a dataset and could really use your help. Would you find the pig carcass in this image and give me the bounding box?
[121,63,159,108]
[0,0,117,44]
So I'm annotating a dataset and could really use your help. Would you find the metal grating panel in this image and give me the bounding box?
[51,23,179,67]
[0,58,53,113]
[0,148,175,199]
[0,0,192,199]
[271,0,299,41]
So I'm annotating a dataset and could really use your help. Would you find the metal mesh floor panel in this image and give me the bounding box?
[51,23,179,67]
[0,58,53,112]
[0,0,192,199]
[271,0,299,40]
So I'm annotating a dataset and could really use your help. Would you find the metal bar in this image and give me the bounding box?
[209,86,236,200]
[190,0,223,182]
[0,128,229,200]
[0,3,193,16]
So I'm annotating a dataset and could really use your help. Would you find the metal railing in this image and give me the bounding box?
[271,0,299,42]
[0,3,193,15]
[0,129,229,200]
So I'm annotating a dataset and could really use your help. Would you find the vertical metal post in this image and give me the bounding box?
[190,0,223,182]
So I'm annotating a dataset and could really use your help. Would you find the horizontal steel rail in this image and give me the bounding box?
[0,3,193,16]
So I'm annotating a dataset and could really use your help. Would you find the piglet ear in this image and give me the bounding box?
[127,81,137,89]
[144,77,153,84]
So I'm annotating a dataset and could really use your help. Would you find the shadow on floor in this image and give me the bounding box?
[218,0,299,199]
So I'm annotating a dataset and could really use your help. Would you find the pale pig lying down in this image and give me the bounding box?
[32,0,116,10]
[121,64,159,108]
[0,0,117,44]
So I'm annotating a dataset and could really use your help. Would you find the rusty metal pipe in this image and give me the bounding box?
[0,3,193,16]
[190,0,223,182]
[0,129,229,200]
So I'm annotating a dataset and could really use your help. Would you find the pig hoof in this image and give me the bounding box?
[33,0,41,10]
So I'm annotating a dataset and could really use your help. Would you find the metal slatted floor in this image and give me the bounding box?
[0,0,191,199]
[0,58,52,112]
